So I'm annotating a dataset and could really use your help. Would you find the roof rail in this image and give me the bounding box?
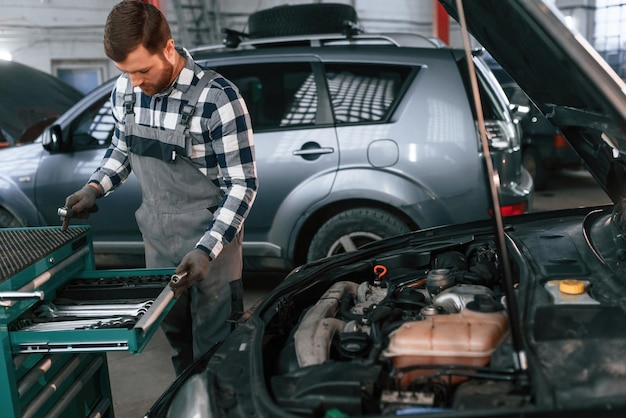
[190,32,445,55]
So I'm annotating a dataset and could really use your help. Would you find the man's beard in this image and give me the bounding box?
[141,57,174,96]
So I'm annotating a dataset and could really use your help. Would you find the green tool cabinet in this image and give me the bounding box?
[0,226,176,418]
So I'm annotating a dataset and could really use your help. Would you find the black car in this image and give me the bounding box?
[484,53,581,189]
[145,0,626,417]
[0,60,83,148]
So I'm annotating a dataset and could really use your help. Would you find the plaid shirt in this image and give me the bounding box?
[89,49,257,260]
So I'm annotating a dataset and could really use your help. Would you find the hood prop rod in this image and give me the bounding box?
[455,0,529,383]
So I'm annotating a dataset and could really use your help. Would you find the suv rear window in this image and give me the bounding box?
[323,63,412,124]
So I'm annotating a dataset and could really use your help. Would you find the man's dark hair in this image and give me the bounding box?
[104,1,172,62]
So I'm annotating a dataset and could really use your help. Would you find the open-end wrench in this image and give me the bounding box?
[18,316,134,331]
[38,301,153,312]
[35,302,153,318]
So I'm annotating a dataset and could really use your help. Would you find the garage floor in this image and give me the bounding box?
[107,273,282,418]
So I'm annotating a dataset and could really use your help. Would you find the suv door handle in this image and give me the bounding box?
[293,142,335,161]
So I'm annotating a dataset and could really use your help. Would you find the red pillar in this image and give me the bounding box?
[141,0,163,14]
[433,1,449,45]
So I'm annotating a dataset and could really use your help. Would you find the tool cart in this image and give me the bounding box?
[0,226,177,418]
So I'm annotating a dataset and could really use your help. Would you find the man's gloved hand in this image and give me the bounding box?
[65,184,100,219]
[170,248,210,297]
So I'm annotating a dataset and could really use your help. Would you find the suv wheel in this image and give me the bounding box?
[248,3,358,39]
[307,208,410,262]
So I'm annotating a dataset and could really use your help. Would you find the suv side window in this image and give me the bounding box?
[323,63,412,124]
[214,62,317,132]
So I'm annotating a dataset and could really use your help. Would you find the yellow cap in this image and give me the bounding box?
[559,279,585,295]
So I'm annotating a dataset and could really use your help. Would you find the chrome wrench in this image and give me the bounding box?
[18,317,134,331]
[35,301,153,318]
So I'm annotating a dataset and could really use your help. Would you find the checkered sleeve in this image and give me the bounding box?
[88,77,133,196]
[195,77,258,260]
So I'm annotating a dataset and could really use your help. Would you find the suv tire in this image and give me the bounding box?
[307,208,410,261]
[248,3,358,39]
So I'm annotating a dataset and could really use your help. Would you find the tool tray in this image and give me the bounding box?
[0,226,175,354]
[9,269,175,354]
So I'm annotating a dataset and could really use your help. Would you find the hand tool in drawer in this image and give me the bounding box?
[12,317,138,331]
[55,273,172,301]
[11,272,183,333]
[35,300,153,318]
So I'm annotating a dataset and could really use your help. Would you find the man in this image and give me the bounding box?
[64,0,258,376]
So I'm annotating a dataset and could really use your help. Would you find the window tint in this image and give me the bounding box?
[475,67,510,122]
[323,64,411,124]
[70,92,115,150]
[214,62,317,131]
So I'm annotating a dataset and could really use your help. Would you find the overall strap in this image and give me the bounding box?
[123,79,136,123]
[176,70,218,135]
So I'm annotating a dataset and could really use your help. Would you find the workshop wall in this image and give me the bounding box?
[0,0,601,92]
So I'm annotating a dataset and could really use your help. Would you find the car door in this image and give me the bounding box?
[211,59,340,261]
[35,83,144,251]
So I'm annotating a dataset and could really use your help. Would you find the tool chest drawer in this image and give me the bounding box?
[0,226,177,417]
[9,269,176,354]
[12,351,113,418]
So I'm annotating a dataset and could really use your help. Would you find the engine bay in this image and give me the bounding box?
[255,208,626,416]
[265,238,530,415]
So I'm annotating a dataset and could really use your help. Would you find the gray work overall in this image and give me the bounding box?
[123,71,244,375]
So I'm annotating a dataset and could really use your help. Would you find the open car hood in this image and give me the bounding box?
[439,0,626,203]
[0,60,84,148]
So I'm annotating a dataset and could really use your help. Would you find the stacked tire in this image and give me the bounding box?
[248,3,358,39]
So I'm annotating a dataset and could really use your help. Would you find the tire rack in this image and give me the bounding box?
[0,226,175,418]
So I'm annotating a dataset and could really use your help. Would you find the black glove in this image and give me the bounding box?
[65,184,100,219]
[170,248,210,297]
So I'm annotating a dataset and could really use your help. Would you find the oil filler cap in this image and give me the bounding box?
[559,279,585,295]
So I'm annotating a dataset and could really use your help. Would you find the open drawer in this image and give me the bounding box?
[9,268,176,354]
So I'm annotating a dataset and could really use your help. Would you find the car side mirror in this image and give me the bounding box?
[42,124,63,152]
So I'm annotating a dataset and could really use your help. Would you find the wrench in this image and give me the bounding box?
[135,272,185,335]
[58,207,73,231]
[35,301,153,318]
[17,316,135,331]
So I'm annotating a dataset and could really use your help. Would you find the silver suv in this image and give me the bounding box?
[0,31,532,270]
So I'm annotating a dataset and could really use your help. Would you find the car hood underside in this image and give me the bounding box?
[439,0,626,204]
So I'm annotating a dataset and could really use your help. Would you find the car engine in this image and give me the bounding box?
[268,240,526,415]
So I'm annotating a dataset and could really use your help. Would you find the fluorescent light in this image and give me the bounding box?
[0,51,12,61]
